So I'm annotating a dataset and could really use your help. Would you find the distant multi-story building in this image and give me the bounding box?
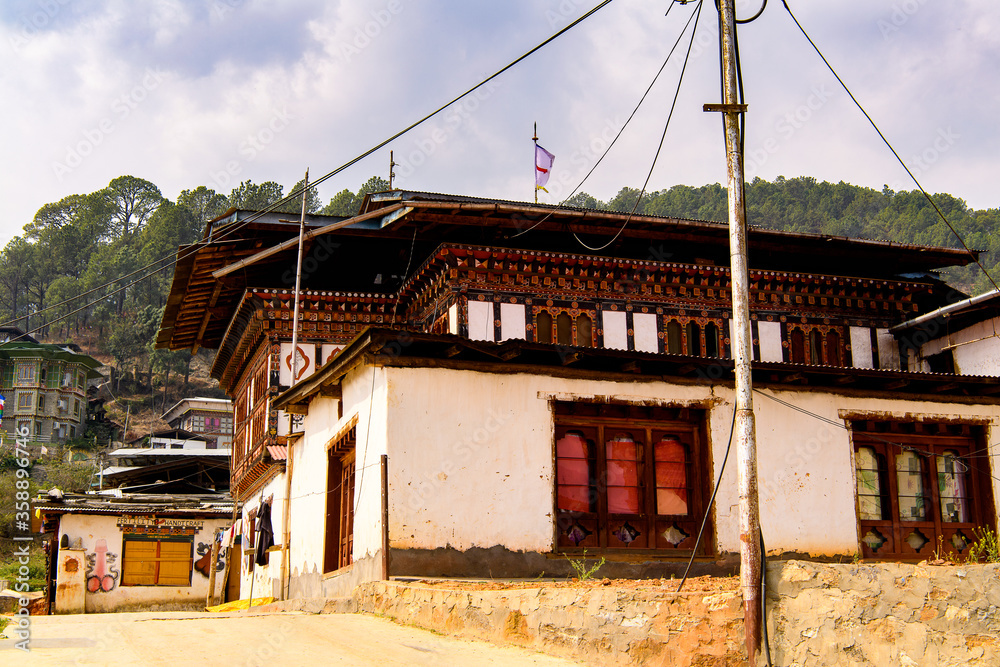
[161,397,234,449]
[0,335,104,442]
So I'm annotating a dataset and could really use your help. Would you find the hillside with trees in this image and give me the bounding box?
[1,174,997,444]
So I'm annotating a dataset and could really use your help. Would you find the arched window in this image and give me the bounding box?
[556,312,573,346]
[655,436,688,515]
[826,330,842,366]
[667,321,683,355]
[855,446,887,521]
[790,328,806,364]
[536,311,553,344]
[686,321,701,356]
[556,431,594,512]
[576,314,593,347]
[704,322,720,358]
[809,330,824,364]
[895,451,929,521]
[606,433,642,514]
[937,450,969,523]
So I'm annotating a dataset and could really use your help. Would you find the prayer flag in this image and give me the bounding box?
[535,144,555,191]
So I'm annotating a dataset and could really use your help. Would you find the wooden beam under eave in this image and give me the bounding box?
[284,403,308,415]
[499,346,522,361]
[884,380,909,390]
[212,203,407,279]
[319,384,342,399]
[561,351,581,366]
[833,375,856,385]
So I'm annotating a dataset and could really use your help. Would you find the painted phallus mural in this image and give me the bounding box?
[86,538,119,593]
[194,541,226,577]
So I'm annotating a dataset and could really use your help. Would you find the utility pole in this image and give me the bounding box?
[708,0,762,661]
[289,169,309,390]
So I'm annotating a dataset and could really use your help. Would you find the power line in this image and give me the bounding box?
[573,0,705,251]
[779,0,999,293]
[511,1,703,241]
[0,1,615,340]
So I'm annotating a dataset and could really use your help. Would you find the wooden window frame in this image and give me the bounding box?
[785,323,848,366]
[324,421,357,574]
[121,535,194,587]
[15,364,34,384]
[532,306,595,347]
[852,423,997,561]
[553,402,713,557]
[664,316,727,359]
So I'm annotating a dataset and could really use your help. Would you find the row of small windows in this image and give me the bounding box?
[460,299,901,369]
[1,363,85,388]
[466,300,727,358]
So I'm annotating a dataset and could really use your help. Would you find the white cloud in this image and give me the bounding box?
[1,0,998,249]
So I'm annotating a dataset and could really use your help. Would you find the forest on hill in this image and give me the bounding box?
[1,174,996,424]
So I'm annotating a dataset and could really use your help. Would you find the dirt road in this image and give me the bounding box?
[0,611,585,667]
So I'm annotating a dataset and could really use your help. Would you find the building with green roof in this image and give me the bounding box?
[0,336,104,443]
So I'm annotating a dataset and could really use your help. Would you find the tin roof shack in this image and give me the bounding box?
[892,289,1000,376]
[36,494,233,613]
[156,191,999,600]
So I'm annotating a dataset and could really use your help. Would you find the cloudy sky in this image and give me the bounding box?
[1,0,997,247]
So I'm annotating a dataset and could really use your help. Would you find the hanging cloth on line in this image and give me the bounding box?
[254,500,274,566]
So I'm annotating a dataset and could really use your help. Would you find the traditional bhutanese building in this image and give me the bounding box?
[157,191,999,599]
[0,338,104,443]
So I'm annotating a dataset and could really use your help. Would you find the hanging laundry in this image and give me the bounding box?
[254,501,274,566]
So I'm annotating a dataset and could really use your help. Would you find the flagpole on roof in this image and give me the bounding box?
[532,123,539,203]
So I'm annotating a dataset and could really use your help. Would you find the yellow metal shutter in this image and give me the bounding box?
[121,540,157,586]
[157,541,193,586]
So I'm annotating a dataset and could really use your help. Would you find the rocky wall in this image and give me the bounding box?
[355,580,746,667]
[766,561,1000,666]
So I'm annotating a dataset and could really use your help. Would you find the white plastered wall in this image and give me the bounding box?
[917,316,1000,376]
[239,473,288,601]
[378,367,1000,558]
[56,514,230,613]
[287,365,389,583]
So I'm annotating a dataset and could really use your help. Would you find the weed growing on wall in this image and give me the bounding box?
[565,549,606,581]
[966,527,1000,564]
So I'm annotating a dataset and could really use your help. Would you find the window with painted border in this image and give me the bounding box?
[553,402,712,556]
[121,535,194,586]
[15,364,34,384]
[533,306,594,347]
[852,421,996,561]
[786,324,846,366]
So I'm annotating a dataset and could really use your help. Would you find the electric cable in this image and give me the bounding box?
[676,401,736,592]
[573,0,705,252]
[753,387,1000,486]
[779,0,1000,294]
[509,1,703,240]
[0,1,616,340]
[736,0,767,24]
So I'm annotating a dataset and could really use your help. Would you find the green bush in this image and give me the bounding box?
[0,550,46,591]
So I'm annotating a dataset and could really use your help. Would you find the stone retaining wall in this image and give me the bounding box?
[345,561,999,666]
[766,561,1000,666]
[355,580,746,667]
